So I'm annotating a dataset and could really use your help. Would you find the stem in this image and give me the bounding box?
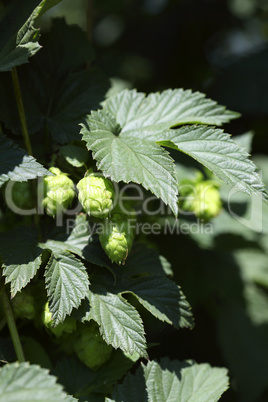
[86,0,93,42]
[0,285,25,362]
[11,68,33,156]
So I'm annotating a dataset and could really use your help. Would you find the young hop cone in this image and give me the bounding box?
[182,181,222,221]
[12,290,35,320]
[99,210,135,265]
[42,302,77,338]
[77,173,114,218]
[74,321,113,370]
[42,167,75,217]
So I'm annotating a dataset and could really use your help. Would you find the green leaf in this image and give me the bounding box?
[81,110,179,216]
[0,133,51,187]
[45,251,90,325]
[132,125,267,202]
[60,145,88,167]
[144,358,229,402]
[0,19,107,143]
[0,0,41,71]
[54,351,137,398]
[88,286,148,358]
[0,362,69,401]
[41,215,112,268]
[104,89,239,129]
[109,358,229,402]
[0,227,43,297]
[35,0,64,18]
[121,275,194,329]
[123,243,173,277]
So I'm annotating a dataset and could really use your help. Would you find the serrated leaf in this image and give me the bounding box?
[45,251,90,325]
[104,89,239,129]
[110,358,229,402]
[40,215,112,268]
[0,227,43,296]
[81,110,178,215]
[0,133,51,187]
[144,358,229,402]
[0,362,69,401]
[126,125,267,202]
[122,275,194,329]
[0,0,41,71]
[88,286,148,358]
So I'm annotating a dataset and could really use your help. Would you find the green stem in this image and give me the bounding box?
[0,285,25,362]
[11,67,33,156]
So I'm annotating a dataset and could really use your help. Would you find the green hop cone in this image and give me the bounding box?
[77,174,114,218]
[99,210,135,265]
[42,302,77,338]
[12,290,35,320]
[182,181,222,221]
[11,181,34,210]
[74,321,113,370]
[42,167,75,217]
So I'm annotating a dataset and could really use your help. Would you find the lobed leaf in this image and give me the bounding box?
[104,88,239,130]
[123,125,268,202]
[0,227,43,296]
[45,251,90,325]
[81,110,179,216]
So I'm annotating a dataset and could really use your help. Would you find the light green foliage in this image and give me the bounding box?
[180,176,222,221]
[42,167,75,217]
[99,212,135,264]
[77,173,114,218]
[74,321,113,370]
[12,289,35,320]
[0,362,73,401]
[42,302,77,338]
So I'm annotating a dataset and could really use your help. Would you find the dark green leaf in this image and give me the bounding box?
[0,226,43,296]
[0,133,50,187]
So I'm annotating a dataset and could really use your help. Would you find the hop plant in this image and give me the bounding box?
[99,210,135,265]
[42,167,75,217]
[11,181,34,210]
[42,302,77,338]
[74,321,113,370]
[180,179,222,221]
[77,173,114,218]
[12,290,35,320]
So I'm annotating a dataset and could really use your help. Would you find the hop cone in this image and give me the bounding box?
[12,290,35,320]
[42,302,77,338]
[182,181,222,221]
[42,167,75,217]
[74,321,113,370]
[99,211,135,265]
[77,174,114,218]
